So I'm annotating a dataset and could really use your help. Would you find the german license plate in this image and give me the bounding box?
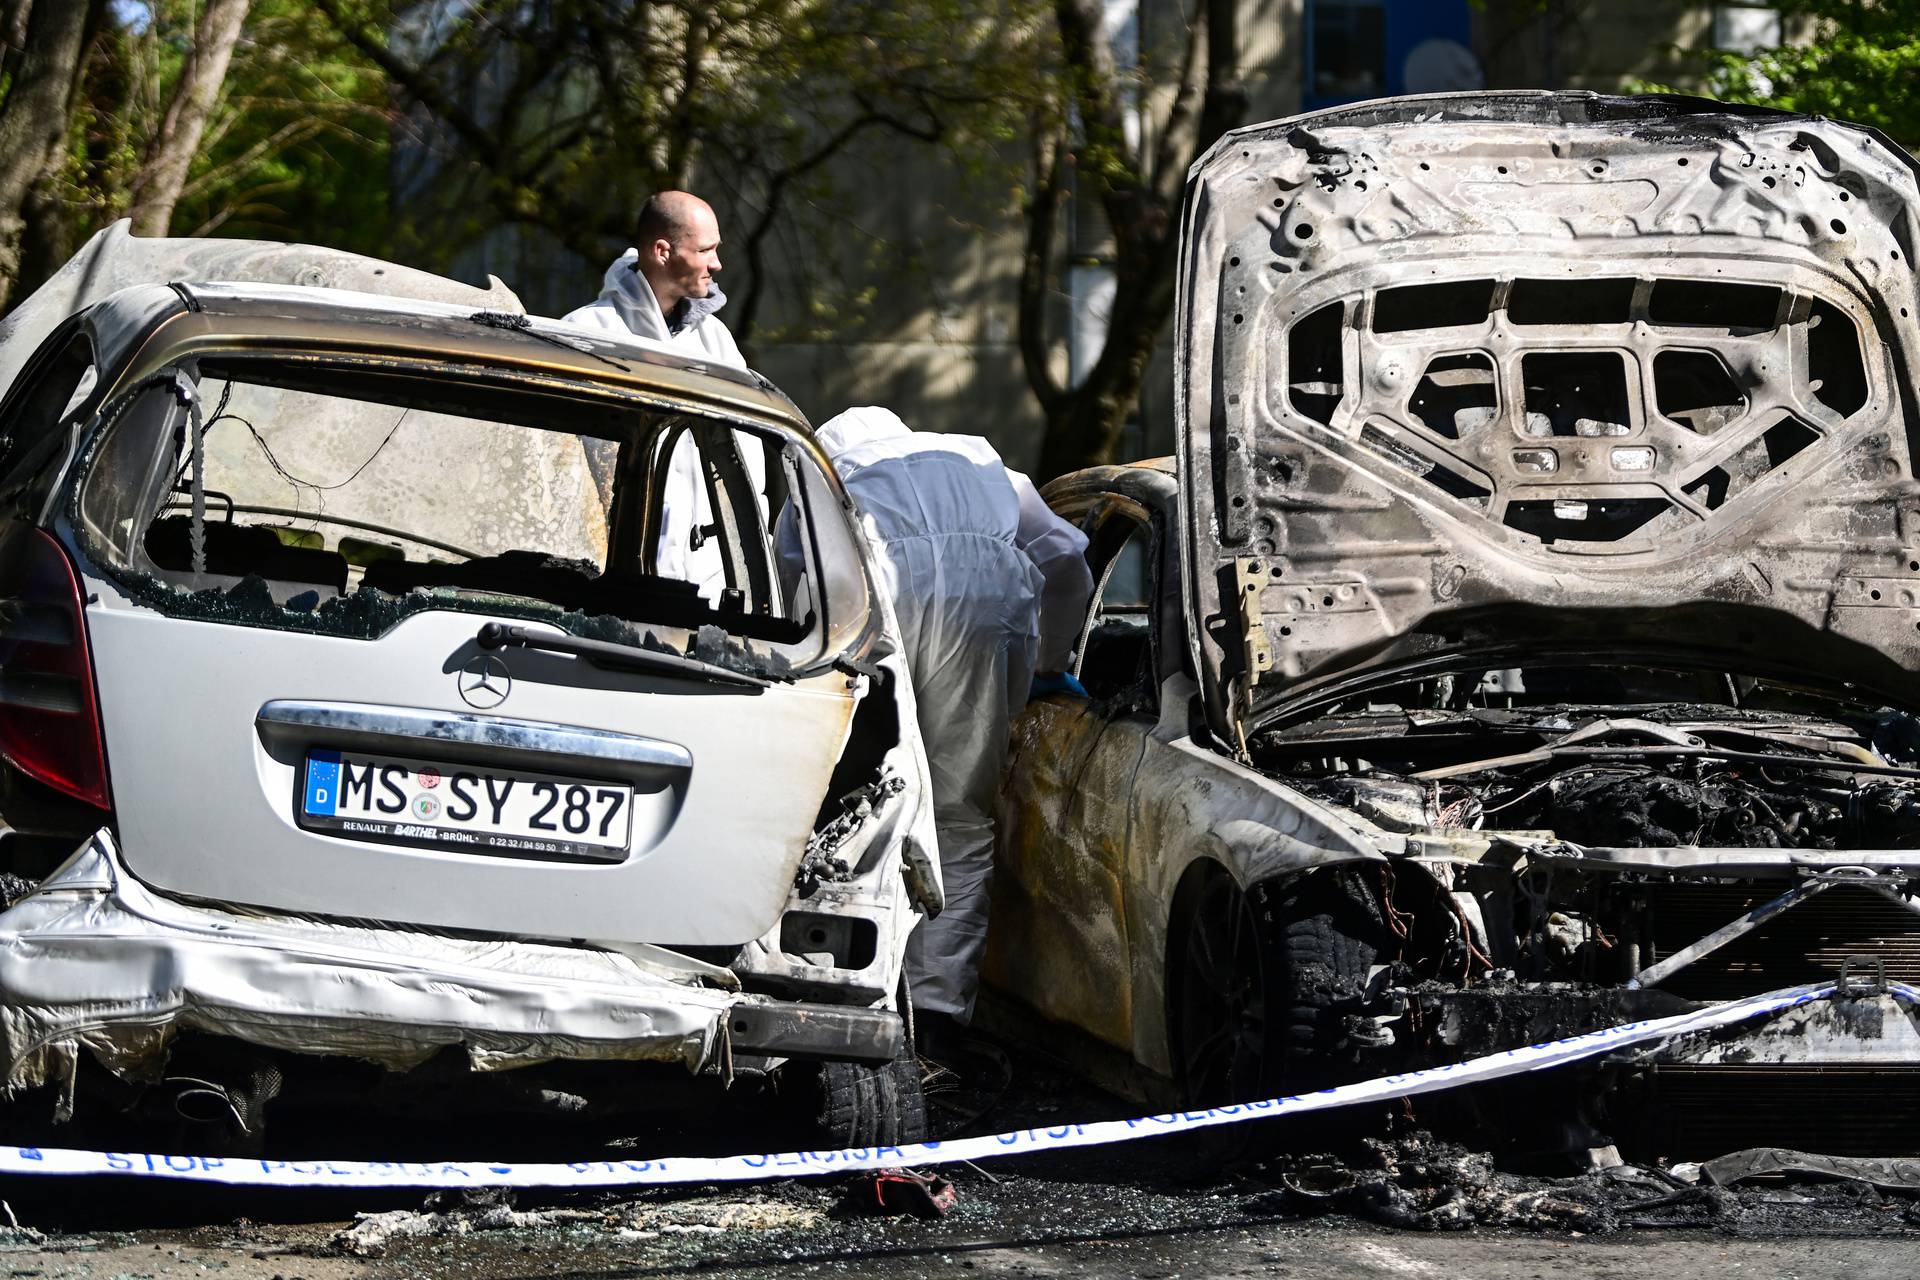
[299,749,632,862]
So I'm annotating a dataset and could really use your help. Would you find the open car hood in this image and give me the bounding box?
[0,220,522,403]
[1176,91,1920,744]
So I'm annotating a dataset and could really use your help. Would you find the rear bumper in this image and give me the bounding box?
[0,831,902,1094]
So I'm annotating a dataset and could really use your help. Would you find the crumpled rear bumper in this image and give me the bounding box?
[0,831,902,1093]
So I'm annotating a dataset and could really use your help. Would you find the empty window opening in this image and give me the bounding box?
[1504,497,1676,544]
[1288,302,1347,426]
[1684,416,1820,511]
[1654,350,1747,434]
[1648,280,1780,330]
[1521,351,1632,438]
[76,359,840,658]
[1409,353,1498,440]
[1807,298,1869,417]
[1509,278,1636,326]
[1373,280,1495,334]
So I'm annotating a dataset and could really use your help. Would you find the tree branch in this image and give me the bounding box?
[0,0,103,308]
[731,102,910,342]
[312,0,507,170]
[1194,0,1248,156]
[1053,0,1131,164]
[1148,6,1208,207]
[177,116,325,203]
[126,0,253,236]
[1018,120,1068,416]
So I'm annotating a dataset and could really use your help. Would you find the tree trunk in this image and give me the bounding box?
[125,0,253,237]
[1033,226,1174,479]
[0,0,103,311]
[1022,0,1246,481]
[15,176,75,302]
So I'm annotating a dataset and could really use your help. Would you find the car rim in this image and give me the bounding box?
[1178,876,1270,1106]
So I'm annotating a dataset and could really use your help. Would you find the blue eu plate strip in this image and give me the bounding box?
[303,751,341,817]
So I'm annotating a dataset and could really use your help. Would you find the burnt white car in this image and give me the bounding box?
[0,225,939,1149]
[987,92,1920,1159]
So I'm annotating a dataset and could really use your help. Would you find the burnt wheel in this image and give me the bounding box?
[807,1053,927,1148]
[1172,868,1387,1112]
[1174,872,1275,1107]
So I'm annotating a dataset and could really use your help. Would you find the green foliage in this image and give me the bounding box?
[312,0,1048,337]
[1674,0,1920,147]
[39,0,388,261]
[172,0,389,250]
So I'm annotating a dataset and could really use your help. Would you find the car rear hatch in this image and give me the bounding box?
[1174,91,1920,744]
[63,300,875,947]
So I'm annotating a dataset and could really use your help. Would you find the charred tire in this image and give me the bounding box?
[1269,872,1388,1089]
[1171,865,1386,1110]
[810,1053,928,1148]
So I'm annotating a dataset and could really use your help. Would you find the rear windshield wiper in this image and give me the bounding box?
[476,622,777,690]
[467,310,632,374]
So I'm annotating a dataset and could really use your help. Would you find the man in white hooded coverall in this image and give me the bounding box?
[813,407,1094,1048]
[562,191,760,599]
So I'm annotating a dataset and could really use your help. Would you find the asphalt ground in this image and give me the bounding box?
[3,1043,1918,1277]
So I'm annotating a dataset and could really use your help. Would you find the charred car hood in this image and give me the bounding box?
[1176,91,1920,740]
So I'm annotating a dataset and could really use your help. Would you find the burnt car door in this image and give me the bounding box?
[989,501,1157,1051]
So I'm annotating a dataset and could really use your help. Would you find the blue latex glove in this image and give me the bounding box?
[1030,670,1088,699]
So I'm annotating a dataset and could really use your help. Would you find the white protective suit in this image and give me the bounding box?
[815,407,1093,1021]
[562,250,758,599]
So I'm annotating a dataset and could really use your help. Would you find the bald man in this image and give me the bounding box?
[564,190,744,368]
[565,192,760,596]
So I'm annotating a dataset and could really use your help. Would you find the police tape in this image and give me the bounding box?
[0,979,1887,1189]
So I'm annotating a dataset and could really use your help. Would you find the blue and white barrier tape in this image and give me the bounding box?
[0,980,1890,1188]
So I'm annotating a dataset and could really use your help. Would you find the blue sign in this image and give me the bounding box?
[304,751,340,816]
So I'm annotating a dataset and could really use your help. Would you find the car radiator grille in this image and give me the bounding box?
[1643,882,1920,1002]
[1636,1065,1920,1159]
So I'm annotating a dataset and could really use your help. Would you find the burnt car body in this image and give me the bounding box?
[986,92,1920,1157]
[0,224,938,1149]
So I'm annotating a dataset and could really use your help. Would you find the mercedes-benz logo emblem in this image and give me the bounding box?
[458,654,512,709]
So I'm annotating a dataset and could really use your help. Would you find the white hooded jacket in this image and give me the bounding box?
[561,248,745,369]
[562,250,756,597]
[812,406,1093,1020]
[815,407,1093,673]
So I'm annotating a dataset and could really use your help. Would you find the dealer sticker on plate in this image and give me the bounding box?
[299,749,632,862]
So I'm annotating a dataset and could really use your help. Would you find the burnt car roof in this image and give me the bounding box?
[1175,90,1920,741]
[0,224,809,434]
[173,283,801,422]
[66,282,807,433]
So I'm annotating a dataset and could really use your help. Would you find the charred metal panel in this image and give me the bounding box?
[1177,92,1920,738]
